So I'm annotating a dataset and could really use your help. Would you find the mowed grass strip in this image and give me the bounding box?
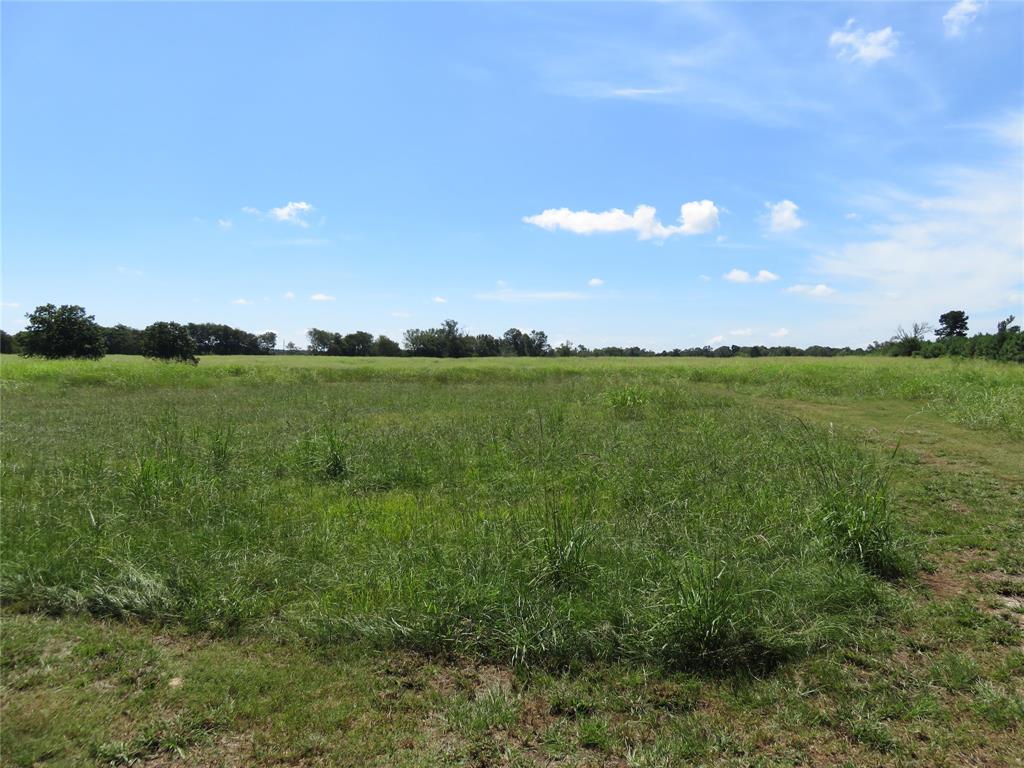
[1,357,920,673]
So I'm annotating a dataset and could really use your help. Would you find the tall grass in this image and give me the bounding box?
[0,357,927,672]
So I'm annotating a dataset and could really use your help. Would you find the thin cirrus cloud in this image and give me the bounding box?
[243,201,314,227]
[310,293,335,301]
[770,328,791,338]
[829,20,899,64]
[729,328,753,336]
[944,0,985,38]
[522,200,719,241]
[283,291,295,300]
[476,288,586,303]
[766,200,805,232]
[588,277,605,287]
[231,298,252,305]
[786,283,836,297]
[723,268,780,283]
[433,296,447,304]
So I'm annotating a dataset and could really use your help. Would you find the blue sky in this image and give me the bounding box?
[2,1,1022,349]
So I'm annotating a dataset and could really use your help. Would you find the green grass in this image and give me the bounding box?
[2,354,1022,766]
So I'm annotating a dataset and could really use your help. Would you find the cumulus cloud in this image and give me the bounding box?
[786,283,837,297]
[523,200,719,240]
[723,268,780,283]
[844,212,860,221]
[707,335,725,345]
[217,218,233,230]
[310,293,335,301]
[476,289,586,303]
[588,277,605,287]
[766,200,805,232]
[944,0,984,37]
[829,20,899,64]
[770,327,790,338]
[433,296,447,304]
[243,201,314,227]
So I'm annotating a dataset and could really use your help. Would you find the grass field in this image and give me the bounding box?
[2,355,1022,766]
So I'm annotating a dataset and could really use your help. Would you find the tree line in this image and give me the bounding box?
[1,303,1021,363]
[866,311,1023,363]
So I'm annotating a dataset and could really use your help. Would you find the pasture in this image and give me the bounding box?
[2,355,1022,766]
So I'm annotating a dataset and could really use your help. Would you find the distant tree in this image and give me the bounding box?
[502,327,526,356]
[373,335,402,356]
[142,321,198,363]
[889,322,932,356]
[256,332,277,354]
[307,328,341,355]
[102,324,144,355]
[1,330,14,354]
[19,304,106,359]
[472,334,501,357]
[936,310,969,339]
[524,330,550,357]
[339,331,374,355]
[285,341,298,352]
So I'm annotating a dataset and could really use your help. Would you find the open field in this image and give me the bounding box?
[2,355,1022,766]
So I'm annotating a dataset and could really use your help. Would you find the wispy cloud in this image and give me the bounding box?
[786,283,836,297]
[588,277,605,287]
[1,301,20,309]
[391,310,412,318]
[523,200,719,241]
[766,200,805,232]
[433,296,447,304]
[232,298,253,305]
[283,291,295,300]
[707,334,725,345]
[217,218,233,230]
[944,0,985,38]
[829,20,899,64]
[770,327,790,338]
[476,289,587,303]
[723,268,779,283]
[243,201,315,227]
[729,328,753,336]
[310,293,335,302]
[116,266,144,277]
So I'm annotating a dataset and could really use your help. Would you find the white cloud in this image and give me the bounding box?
[716,235,728,243]
[283,291,295,300]
[844,212,860,221]
[269,201,314,226]
[1,301,20,309]
[588,277,605,287]
[116,266,144,277]
[707,335,725,345]
[829,20,899,64]
[243,201,314,227]
[433,296,447,304]
[786,283,837,297]
[770,327,790,338]
[391,310,412,318]
[310,293,335,301]
[232,298,253,305]
[217,218,233,230]
[608,87,675,98]
[766,200,805,232]
[700,275,712,282]
[476,289,586,303]
[729,328,753,336]
[523,200,719,240]
[723,268,780,283]
[944,0,984,38]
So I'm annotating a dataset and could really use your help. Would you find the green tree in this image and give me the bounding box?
[373,335,402,356]
[935,310,969,339]
[19,304,106,359]
[142,321,198,364]
[0,330,14,354]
